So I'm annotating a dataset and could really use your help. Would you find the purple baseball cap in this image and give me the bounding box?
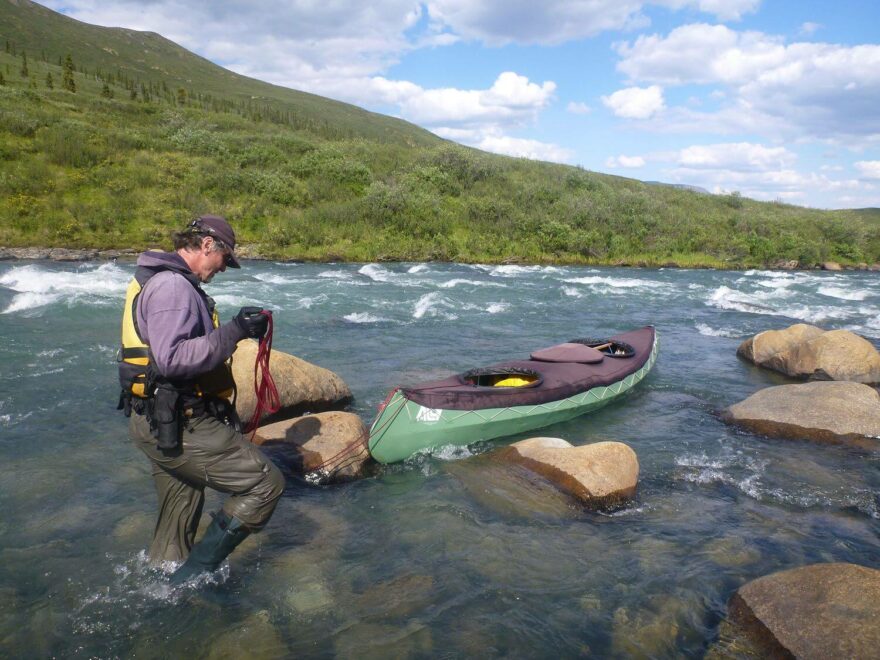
[189,214,240,268]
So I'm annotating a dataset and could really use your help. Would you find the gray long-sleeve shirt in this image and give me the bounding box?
[134,251,244,381]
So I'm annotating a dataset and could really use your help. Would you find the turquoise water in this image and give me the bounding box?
[0,260,878,657]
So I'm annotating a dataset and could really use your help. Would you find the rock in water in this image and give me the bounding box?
[497,438,638,505]
[723,381,880,449]
[724,563,880,659]
[254,411,370,482]
[768,329,880,383]
[232,340,352,427]
[737,324,880,383]
[736,323,824,365]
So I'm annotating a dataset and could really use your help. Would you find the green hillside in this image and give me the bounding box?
[1,0,877,267]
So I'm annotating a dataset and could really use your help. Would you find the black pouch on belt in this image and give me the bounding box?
[148,385,182,450]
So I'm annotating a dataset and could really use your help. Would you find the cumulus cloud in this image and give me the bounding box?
[855,161,880,179]
[602,85,665,119]
[606,155,647,168]
[677,142,795,171]
[799,22,822,36]
[474,133,574,162]
[614,23,880,140]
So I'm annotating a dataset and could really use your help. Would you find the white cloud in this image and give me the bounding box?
[606,155,647,168]
[602,85,665,119]
[677,142,795,171]
[567,101,592,114]
[614,23,880,141]
[799,22,822,36]
[855,161,880,179]
[474,134,574,162]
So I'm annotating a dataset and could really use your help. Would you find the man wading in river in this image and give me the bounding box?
[117,215,284,584]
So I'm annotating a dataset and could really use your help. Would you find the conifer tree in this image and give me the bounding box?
[62,54,76,92]
[20,52,28,78]
[130,87,137,100]
[0,71,5,86]
[101,82,113,98]
[45,71,53,89]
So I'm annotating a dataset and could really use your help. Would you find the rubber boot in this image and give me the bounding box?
[169,510,250,585]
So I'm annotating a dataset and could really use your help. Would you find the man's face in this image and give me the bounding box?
[194,237,229,283]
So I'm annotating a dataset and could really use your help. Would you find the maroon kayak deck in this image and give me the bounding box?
[402,326,655,411]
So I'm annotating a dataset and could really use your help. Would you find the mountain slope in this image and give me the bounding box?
[0,0,439,146]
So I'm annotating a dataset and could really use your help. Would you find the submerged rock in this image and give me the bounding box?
[497,438,639,505]
[254,411,371,482]
[232,340,352,427]
[206,610,288,660]
[723,381,880,449]
[737,324,880,383]
[723,563,880,659]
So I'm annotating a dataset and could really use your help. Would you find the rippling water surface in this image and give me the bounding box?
[1,260,878,657]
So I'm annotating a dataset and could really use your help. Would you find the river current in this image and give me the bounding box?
[0,260,878,657]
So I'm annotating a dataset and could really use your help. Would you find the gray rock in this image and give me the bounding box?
[736,323,824,365]
[497,437,639,506]
[738,324,880,383]
[767,329,880,383]
[725,563,880,659]
[232,339,352,427]
[254,411,370,482]
[723,381,880,449]
[821,261,843,271]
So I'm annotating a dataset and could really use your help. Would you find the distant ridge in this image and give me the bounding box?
[644,181,711,195]
[0,0,440,146]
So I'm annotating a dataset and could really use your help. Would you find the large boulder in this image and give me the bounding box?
[497,438,638,506]
[724,563,880,659]
[736,323,824,365]
[232,339,352,427]
[737,324,880,383]
[722,381,880,449]
[253,411,371,482]
[767,329,880,383]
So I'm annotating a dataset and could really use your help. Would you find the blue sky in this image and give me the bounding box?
[44,0,880,209]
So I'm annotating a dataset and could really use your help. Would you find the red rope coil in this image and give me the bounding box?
[244,310,280,437]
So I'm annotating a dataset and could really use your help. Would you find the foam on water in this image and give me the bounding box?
[407,264,429,274]
[343,312,389,324]
[252,273,301,285]
[695,323,741,338]
[562,286,583,298]
[359,264,394,282]
[412,292,458,320]
[817,286,871,301]
[438,278,506,289]
[478,264,563,278]
[318,269,354,280]
[563,275,666,291]
[0,263,130,313]
[486,303,509,314]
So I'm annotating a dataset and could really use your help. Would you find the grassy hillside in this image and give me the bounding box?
[1,0,878,267]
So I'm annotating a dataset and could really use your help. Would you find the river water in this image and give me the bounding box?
[0,260,878,657]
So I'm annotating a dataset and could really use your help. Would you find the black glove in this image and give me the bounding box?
[234,306,269,339]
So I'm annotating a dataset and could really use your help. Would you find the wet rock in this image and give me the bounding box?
[112,511,154,546]
[611,602,681,657]
[206,610,288,660]
[821,261,843,271]
[773,259,800,270]
[738,324,880,383]
[497,438,639,506]
[354,573,435,621]
[333,621,432,659]
[723,381,880,449]
[277,561,335,616]
[254,411,371,482]
[767,329,880,383]
[724,562,880,659]
[701,536,762,568]
[232,340,352,427]
[736,323,824,365]
[444,456,580,520]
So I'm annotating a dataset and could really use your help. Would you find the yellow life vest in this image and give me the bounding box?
[118,273,234,401]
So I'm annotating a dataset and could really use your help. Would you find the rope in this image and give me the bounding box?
[244,310,280,438]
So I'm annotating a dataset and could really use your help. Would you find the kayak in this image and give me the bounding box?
[368,326,658,464]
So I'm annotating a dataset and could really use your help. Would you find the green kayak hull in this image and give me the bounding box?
[368,333,658,464]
